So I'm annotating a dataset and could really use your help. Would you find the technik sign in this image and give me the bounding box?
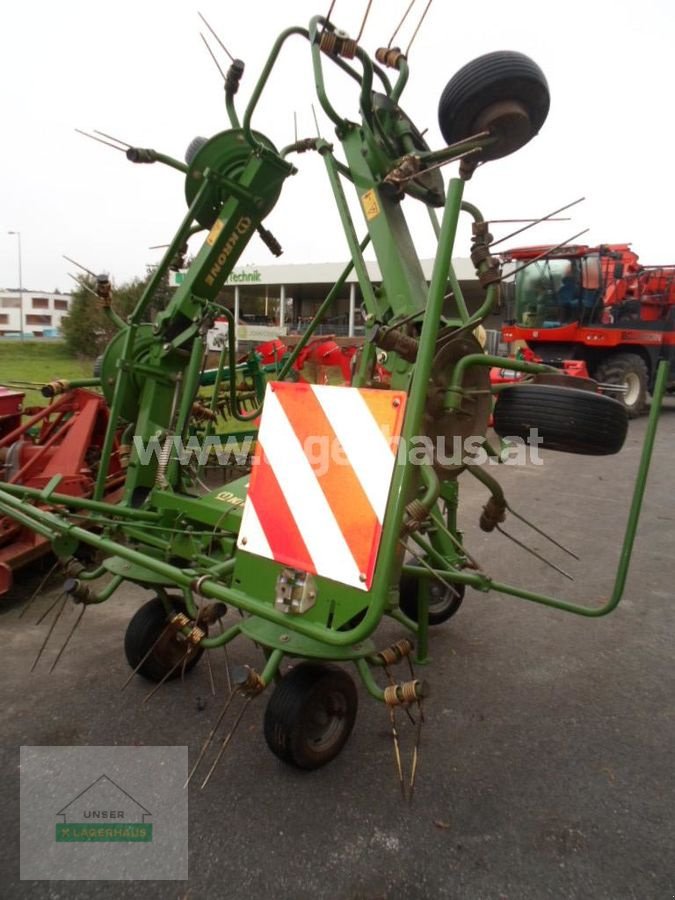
[169,268,262,287]
[227,269,262,284]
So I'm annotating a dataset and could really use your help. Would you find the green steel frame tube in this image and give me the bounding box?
[354,658,386,702]
[445,354,559,411]
[242,27,310,150]
[83,575,125,604]
[93,179,213,501]
[0,482,160,520]
[321,151,385,318]
[40,378,101,397]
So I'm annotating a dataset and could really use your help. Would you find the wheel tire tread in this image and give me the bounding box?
[493,384,628,455]
[593,353,648,418]
[124,596,204,683]
[438,50,549,155]
[264,663,357,770]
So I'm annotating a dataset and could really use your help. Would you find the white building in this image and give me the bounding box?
[172,257,488,340]
[0,290,72,338]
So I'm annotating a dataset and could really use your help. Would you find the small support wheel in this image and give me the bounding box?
[438,50,550,161]
[263,663,358,770]
[493,384,628,455]
[399,571,464,625]
[123,596,206,683]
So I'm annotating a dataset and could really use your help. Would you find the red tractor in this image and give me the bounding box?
[500,243,675,416]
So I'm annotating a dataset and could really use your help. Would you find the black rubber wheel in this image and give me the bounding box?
[185,136,208,165]
[493,384,628,455]
[92,355,103,378]
[123,596,205,683]
[438,50,549,161]
[399,571,464,625]
[263,663,358,770]
[593,353,648,418]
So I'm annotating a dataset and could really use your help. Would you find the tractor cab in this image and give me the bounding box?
[510,254,603,328]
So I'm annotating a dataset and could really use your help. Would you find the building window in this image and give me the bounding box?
[1,297,20,309]
[32,297,49,310]
[0,314,8,324]
[54,299,69,311]
[26,314,51,326]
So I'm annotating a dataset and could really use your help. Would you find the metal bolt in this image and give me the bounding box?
[359,572,367,583]
[279,634,290,643]
[241,537,248,545]
[392,398,400,408]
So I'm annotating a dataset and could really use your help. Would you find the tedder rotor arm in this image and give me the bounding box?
[404,360,668,617]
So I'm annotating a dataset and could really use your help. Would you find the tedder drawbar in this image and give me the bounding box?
[0,10,667,793]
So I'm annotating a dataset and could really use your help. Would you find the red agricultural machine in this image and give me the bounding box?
[0,385,124,594]
[501,243,675,416]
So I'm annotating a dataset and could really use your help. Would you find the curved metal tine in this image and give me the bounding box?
[408,698,424,802]
[93,129,132,148]
[120,620,176,691]
[399,540,465,597]
[405,0,433,56]
[31,593,68,672]
[356,0,374,42]
[324,0,337,24]
[496,525,573,581]
[389,706,405,799]
[499,229,590,283]
[200,33,226,81]
[62,254,97,278]
[35,590,65,626]
[197,11,234,62]
[219,620,233,696]
[19,560,59,619]
[49,605,86,673]
[388,0,416,48]
[200,696,253,790]
[74,129,127,152]
[142,647,192,704]
[488,197,585,249]
[184,689,239,788]
[507,505,580,560]
[204,649,216,697]
[66,273,98,298]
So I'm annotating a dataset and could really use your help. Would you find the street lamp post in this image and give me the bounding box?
[7,230,24,341]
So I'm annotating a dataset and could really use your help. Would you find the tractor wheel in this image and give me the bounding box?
[493,384,628,455]
[438,50,549,161]
[263,663,358,770]
[399,571,464,625]
[593,353,648,418]
[124,596,205,683]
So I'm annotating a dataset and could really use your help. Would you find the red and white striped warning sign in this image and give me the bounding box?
[237,382,407,590]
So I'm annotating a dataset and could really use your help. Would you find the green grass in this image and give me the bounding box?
[0,341,94,407]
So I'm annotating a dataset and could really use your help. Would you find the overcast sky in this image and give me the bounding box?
[2,0,673,292]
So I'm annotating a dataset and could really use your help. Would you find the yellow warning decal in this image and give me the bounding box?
[361,189,380,221]
[206,218,225,247]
